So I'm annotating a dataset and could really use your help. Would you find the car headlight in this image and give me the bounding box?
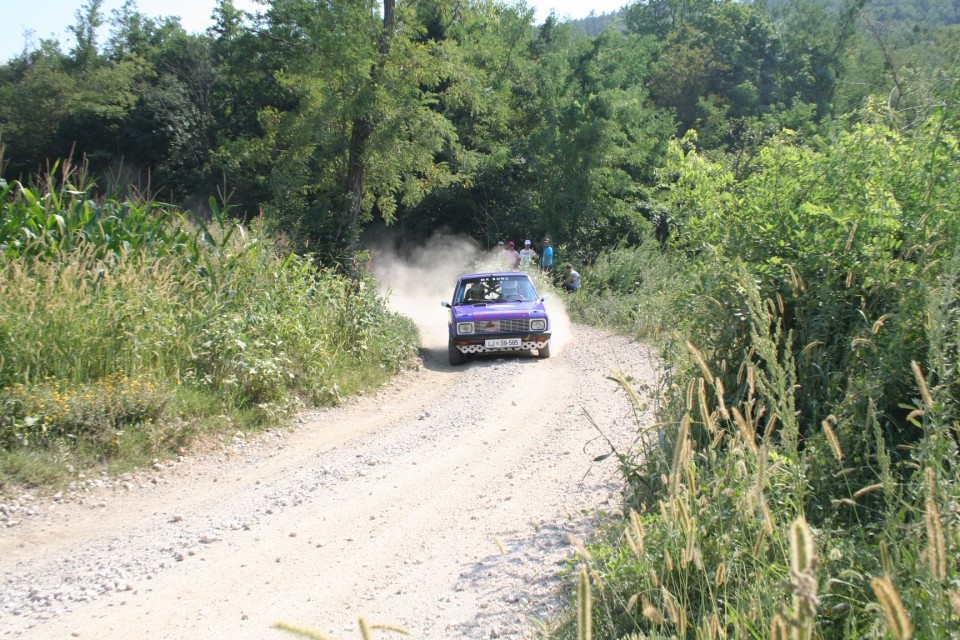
[530,319,546,331]
[456,322,475,334]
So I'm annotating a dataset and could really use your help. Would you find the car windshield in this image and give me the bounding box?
[455,275,537,304]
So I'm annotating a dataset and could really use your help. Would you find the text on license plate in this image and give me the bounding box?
[485,338,521,348]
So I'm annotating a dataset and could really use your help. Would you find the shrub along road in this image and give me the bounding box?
[0,325,658,639]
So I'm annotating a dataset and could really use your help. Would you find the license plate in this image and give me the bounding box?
[485,338,521,348]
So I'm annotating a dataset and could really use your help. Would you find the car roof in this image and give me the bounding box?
[458,272,528,280]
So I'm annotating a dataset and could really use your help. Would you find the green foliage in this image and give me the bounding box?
[254,0,474,254]
[659,103,959,447]
[0,50,77,175]
[0,374,169,449]
[0,160,196,261]
[68,0,105,71]
[1,0,956,262]
[2,13,957,634]
[554,102,960,639]
[566,237,684,343]
[626,0,833,142]
[520,27,671,251]
[0,167,418,482]
[411,19,673,256]
[56,57,150,169]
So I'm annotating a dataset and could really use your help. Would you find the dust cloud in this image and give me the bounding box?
[541,285,573,354]
[368,232,573,356]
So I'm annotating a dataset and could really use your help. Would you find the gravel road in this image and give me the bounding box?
[1,301,659,639]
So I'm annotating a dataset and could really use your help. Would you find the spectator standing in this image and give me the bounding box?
[561,262,580,292]
[519,239,538,269]
[493,240,506,269]
[503,241,520,270]
[539,238,554,273]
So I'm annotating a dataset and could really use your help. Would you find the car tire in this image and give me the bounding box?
[448,341,464,366]
[538,342,551,359]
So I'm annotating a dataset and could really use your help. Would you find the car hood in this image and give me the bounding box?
[451,301,547,321]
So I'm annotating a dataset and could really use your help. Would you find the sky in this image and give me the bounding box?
[0,0,629,63]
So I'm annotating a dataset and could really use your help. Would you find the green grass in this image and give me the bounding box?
[0,166,419,494]
[549,104,960,639]
[551,267,959,637]
[564,239,683,344]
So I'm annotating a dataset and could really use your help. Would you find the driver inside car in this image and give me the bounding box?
[465,281,487,302]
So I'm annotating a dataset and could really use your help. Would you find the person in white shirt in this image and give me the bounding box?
[493,240,507,269]
[561,263,580,292]
[518,239,538,269]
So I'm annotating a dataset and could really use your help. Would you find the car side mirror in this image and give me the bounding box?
[441,301,452,308]
[540,295,548,302]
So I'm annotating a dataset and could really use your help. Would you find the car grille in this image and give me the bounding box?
[475,319,531,333]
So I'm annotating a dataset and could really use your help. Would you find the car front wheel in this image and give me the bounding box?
[538,342,551,359]
[448,340,464,366]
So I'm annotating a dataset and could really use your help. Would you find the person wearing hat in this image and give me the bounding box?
[519,239,538,269]
[502,241,520,270]
[491,240,506,269]
[539,238,554,274]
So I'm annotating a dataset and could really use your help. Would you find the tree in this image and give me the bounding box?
[339,0,396,254]
[257,0,474,257]
[55,57,149,171]
[69,0,105,71]
[0,47,76,177]
[496,22,672,253]
[767,0,872,118]
[628,0,810,146]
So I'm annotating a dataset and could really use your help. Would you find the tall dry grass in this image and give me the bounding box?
[553,105,959,639]
[550,259,958,639]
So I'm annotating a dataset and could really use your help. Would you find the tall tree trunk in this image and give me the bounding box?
[340,0,395,258]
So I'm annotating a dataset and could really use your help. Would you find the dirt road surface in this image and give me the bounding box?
[1,303,659,639]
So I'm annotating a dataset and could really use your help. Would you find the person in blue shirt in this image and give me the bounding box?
[539,238,554,273]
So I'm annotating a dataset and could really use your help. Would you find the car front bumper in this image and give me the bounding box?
[450,333,551,355]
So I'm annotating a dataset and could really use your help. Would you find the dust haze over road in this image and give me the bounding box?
[1,242,658,640]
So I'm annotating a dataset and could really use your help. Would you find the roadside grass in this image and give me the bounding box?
[552,261,960,639]
[550,105,960,638]
[562,238,683,345]
[0,167,419,494]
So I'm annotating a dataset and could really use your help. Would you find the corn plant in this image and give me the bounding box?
[1,164,418,478]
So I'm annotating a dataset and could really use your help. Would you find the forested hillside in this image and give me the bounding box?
[2,0,955,260]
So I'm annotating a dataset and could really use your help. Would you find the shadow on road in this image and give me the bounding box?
[417,346,546,373]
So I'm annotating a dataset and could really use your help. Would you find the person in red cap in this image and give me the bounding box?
[501,241,520,270]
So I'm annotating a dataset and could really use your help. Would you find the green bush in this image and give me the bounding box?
[555,104,960,639]
[0,167,419,483]
[567,237,684,343]
[0,374,169,449]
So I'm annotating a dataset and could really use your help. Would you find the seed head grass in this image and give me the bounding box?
[549,251,959,639]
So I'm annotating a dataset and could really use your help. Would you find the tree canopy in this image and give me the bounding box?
[1,0,956,259]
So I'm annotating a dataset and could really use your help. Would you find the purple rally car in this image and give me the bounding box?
[441,272,551,366]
